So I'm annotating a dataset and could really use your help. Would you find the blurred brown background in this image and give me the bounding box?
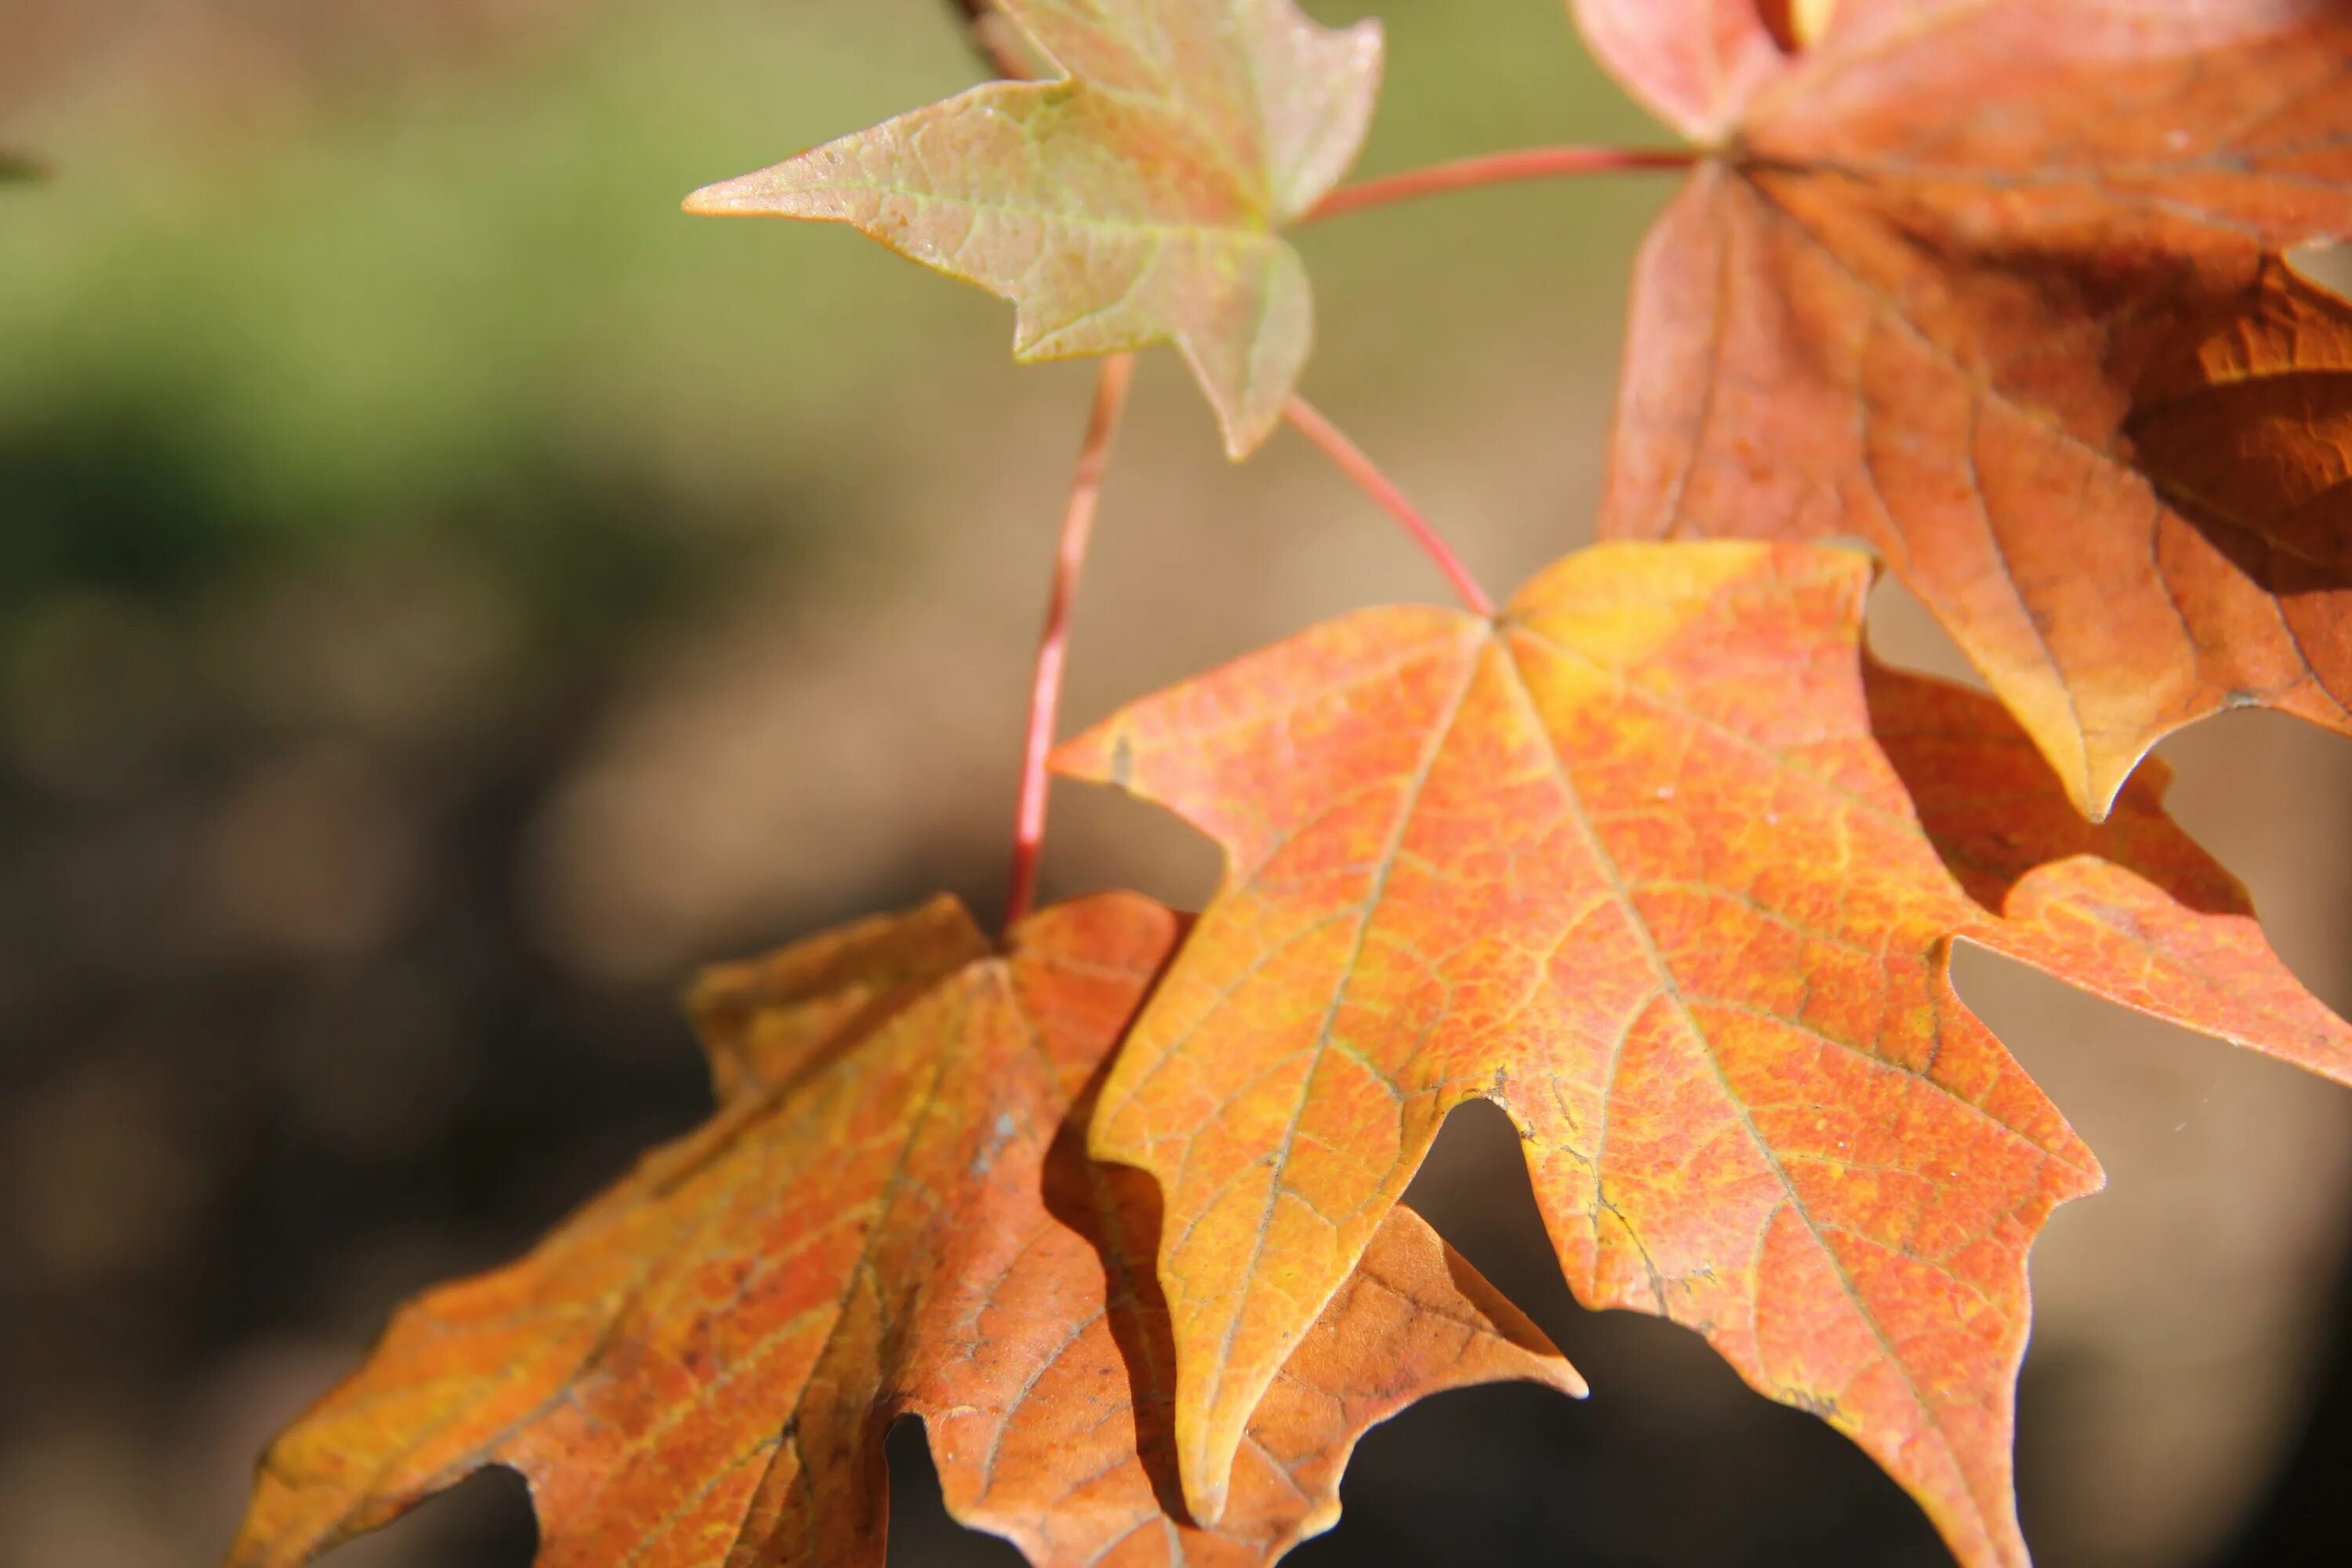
[3,3,2350,1565]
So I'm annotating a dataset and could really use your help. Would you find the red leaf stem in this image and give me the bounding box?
[1283,396,1497,619]
[1304,144,1696,224]
[1004,355,1138,931]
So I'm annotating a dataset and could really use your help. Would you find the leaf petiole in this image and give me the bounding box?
[1283,397,1497,619]
[1304,144,1697,225]
[1005,354,1138,933]
[942,0,1039,81]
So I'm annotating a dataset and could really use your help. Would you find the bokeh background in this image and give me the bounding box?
[5,2,2352,1565]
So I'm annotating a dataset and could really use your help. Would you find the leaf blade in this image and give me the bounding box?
[684,0,1380,457]
[1057,539,2351,1566]
[227,893,1580,1568]
[1584,0,2352,812]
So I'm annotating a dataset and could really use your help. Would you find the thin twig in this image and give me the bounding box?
[1005,355,1138,932]
[1283,397,1497,619]
[1304,144,1697,225]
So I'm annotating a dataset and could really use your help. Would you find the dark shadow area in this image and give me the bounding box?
[885,1418,1025,1566]
[1864,660,2241,919]
[309,1468,535,1567]
[2125,260,2352,609]
[1287,1100,1953,1566]
[0,409,256,612]
[2216,1254,2352,1568]
[1040,1075,1189,1526]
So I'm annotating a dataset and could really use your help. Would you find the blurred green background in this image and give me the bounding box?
[5,3,2352,1565]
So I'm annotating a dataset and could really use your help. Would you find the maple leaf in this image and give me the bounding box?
[226,892,1579,1568]
[1574,0,2352,816]
[682,0,1382,459]
[1052,540,2352,1568]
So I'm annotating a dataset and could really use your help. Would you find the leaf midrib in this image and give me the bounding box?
[1486,628,2004,1548]
[1192,622,1489,1494]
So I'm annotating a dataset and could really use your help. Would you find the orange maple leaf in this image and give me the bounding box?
[684,0,1382,459]
[1052,540,2352,1568]
[226,893,1579,1568]
[1576,0,2352,816]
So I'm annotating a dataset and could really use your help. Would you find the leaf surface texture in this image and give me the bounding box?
[1054,539,2352,1568]
[1578,0,2352,812]
[686,0,1382,457]
[227,894,1578,1568]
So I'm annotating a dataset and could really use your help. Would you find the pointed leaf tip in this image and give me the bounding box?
[681,167,792,216]
[681,0,1382,458]
[1584,3,2352,811]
